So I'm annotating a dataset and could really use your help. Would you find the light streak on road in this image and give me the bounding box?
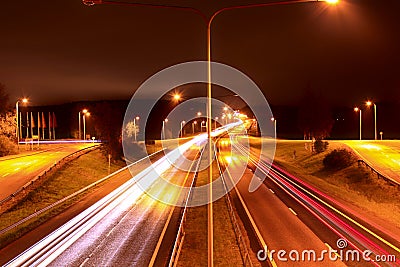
[5,134,210,266]
[232,139,400,266]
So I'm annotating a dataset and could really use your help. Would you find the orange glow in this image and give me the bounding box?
[271,117,275,121]
[197,112,202,116]
[136,116,140,120]
[173,94,181,101]
[354,107,359,112]
[223,107,228,111]
[22,98,28,104]
[325,0,339,4]
[366,100,372,106]
[164,118,168,122]
[86,112,91,117]
[82,109,88,114]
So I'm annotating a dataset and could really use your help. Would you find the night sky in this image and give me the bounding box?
[1,0,399,107]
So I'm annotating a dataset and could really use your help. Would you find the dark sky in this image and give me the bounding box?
[1,0,399,107]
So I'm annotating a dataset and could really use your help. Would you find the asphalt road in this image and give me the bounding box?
[218,142,346,267]
[219,137,400,267]
[0,143,98,201]
[4,139,202,266]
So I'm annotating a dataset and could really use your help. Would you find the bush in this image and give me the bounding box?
[323,149,355,170]
[314,139,328,153]
[0,135,17,157]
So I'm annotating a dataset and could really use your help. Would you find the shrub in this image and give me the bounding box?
[0,135,17,157]
[323,149,355,170]
[314,139,328,153]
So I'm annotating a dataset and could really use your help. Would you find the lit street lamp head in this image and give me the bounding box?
[22,98,28,104]
[325,0,339,4]
[82,109,88,114]
[173,94,181,101]
[354,107,359,112]
[366,100,372,106]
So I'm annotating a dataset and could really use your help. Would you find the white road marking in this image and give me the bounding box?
[269,189,275,194]
[288,207,297,216]
[2,173,10,177]
[14,167,20,172]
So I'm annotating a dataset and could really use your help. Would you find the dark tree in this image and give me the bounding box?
[92,101,127,160]
[0,83,10,114]
[297,89,334,140]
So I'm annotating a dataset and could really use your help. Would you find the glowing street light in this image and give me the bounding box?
[180,120,185,138]
[83,111,90,140]
[134,116,140,142]
[162,118,168,139]
[271,117,277,137]
[354,107,362,140]
[173,94,181,101]
[79,109,89,140]
[82,1,341,265]
[16,98,28,150]
[366,100,377,140]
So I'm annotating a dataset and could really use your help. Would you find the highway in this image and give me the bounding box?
[4,136,205,266]
[0,143,99,201]
[342,141,400,184]
[219,137,399,266]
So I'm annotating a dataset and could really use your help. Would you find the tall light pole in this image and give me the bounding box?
[15,98,28,151]
[271,117,277,137]
[79,109,88,140]
[162,118,168,139]
[366,100,377,140]
[82,1,340,265]
[180,120,185,138]
[134,116,140,142]
[83,111,90,140]
[354,107,362,140]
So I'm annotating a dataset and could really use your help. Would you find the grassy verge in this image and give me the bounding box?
[253,139,400,228]
[0,148,125,249]
[177,160,243,266]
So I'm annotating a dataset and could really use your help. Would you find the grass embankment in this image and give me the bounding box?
[0,148,125,249]
[254,140,400,228]
[177,159,244,266]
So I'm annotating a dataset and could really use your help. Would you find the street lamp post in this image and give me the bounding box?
[366,101,377,140]
[15,98,28,150]
[271,117,277,137]
[82,1,340,265]
[354,107,362,140]
[162,118,168,139]
[133,116,140,142]
[83,111,90,140]
[180,120,185,138]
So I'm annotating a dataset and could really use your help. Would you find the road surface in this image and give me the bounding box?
[4,136,205,266]
[219,137,399,267]
[0,143,98,201]
[342,141,400,184]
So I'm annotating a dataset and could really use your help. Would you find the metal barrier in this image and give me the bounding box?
[168,147,204,267]
[357,159,400,188]
[0,144,101,207]
[0,149,165,236]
